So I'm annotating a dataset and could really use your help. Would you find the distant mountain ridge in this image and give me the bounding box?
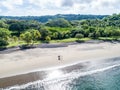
[0,14,108,23]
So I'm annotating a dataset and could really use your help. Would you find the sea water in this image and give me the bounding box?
[2,57,120,90]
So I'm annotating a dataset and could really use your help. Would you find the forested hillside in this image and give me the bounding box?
[0,14,120,48]
[0,14,108,23]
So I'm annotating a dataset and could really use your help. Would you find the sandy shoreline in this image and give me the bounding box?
[0,42,120,78]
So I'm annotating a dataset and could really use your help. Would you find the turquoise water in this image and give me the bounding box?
[2,57,120,90]
[70,66,120,90]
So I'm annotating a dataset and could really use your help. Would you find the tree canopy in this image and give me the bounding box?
[0,13,120,47]
[46,18,71,27]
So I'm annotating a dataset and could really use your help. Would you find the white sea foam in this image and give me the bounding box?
[3,63,120,90]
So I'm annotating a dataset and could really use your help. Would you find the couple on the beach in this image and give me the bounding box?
[58,55,62,61]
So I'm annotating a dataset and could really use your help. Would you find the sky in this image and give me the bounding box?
[0,0,120,16]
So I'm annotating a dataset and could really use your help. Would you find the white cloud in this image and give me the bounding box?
[0,0,23,10]
[62,0,94,7]
[89,0,120,14]
[0,0,119,16]
[28,0,62,9]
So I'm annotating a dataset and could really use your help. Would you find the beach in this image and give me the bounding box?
[0,41,120,79]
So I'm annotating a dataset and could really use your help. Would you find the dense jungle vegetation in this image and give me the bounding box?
[0,14,120,48]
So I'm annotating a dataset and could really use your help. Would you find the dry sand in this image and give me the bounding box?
[0,42,120,78]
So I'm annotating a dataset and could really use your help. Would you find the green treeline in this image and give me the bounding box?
[0,14,120,48]
[0,14,107,23]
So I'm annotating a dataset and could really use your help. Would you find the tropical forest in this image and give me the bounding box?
[0,14,120,48]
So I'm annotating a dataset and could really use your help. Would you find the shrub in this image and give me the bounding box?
[75,34,84,40]
[0,39,9,47]
[45,36,51,43]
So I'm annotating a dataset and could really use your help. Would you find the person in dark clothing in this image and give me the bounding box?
[58,55,61,60]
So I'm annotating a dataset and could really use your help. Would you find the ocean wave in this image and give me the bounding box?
[3,63,120,90]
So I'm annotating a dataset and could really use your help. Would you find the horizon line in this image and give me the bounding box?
[0,13,111,17]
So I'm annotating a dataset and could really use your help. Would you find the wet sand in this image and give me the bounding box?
[0,42,120,79]
[1,56,120,89]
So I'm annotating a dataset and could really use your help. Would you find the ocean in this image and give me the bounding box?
[1,56,120,90]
